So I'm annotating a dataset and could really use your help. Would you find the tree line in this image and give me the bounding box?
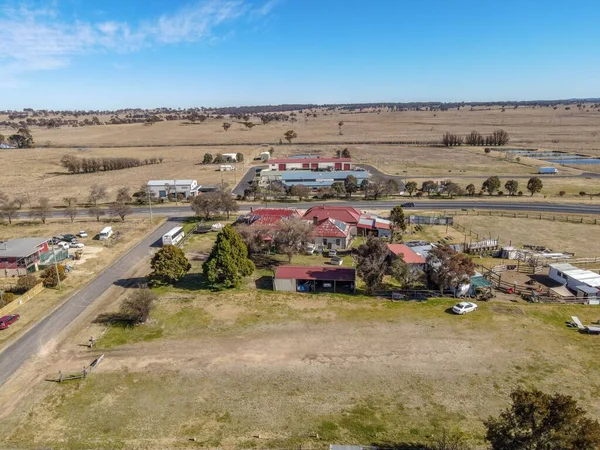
[60,155,163,174]
[442,129,509,147]
[403,176,544,198]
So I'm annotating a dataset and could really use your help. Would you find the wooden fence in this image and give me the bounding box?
[0,282,45,316]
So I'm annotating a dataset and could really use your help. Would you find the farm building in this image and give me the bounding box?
[147,180,198,199]
[268,157,353,172]
[221,153,238,162]
[357,214,392,237]
[258,169,369,189]
[548,263,600,303]
[387,244,427,270]
[310,217,353,250]
[274,266,355,294]
[0,238,68,277]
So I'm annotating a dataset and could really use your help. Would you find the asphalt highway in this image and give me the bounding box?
[1,198,600,388]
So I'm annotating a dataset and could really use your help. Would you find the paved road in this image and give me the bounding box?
[0,220,176,387]
[232,165,266,196]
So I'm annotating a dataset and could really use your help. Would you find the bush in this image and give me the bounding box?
[580,191,586,196]
[517,191,524,196]
[40,265,67,288]
[497,191,504,196]
[559,190,566,197]
[17,274,39,292]
[0,292,16,306]
[120,289,156,324]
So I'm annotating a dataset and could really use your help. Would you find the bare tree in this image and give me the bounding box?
[88,184,108,221]
[13,195,27,209]
[62,196,77,207]
[191,192,221,219]
[338,121,344,135]
[290,184,310,201]
[29,197,52,224]
[63,196,78,222]
[273,218,313,263]
[0,201,19,224]
[222,122,231,132]
[109,188,132,221]
[218,188,238,219]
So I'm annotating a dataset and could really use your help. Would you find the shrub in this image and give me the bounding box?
[517,191,524,196]
[40,265,67,288]
[580,191,586,196]
[559,190,566,197]
[497,191,504,196]
[17,274,39,292]
[120,289,156,324]
[0,292,16,306]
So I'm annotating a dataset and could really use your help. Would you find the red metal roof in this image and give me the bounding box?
[312,218,350,238]
[269,157,352,164]
[275,265,356,281]
[250,215,285,227]
[250,208,299,217]
[303,206,361,225]
[387,244,426,264]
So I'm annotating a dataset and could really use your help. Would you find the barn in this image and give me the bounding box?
[274,266,355,294]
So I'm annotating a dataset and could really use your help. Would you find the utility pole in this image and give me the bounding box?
[173,179,178,205]
[148,188,153,223]
[50,240,62,290]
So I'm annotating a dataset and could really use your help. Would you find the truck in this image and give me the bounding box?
[539,167,558,174]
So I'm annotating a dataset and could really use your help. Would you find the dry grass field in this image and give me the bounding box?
[0,292,598,449]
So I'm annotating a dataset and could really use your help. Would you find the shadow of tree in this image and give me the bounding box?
[113,277,148,288]
[255,275,273,290]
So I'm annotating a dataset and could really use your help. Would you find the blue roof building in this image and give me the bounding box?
[259,169,369,188]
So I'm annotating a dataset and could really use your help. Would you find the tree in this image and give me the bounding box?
[13,195,27,209]
[290,184,310,201]
[273,218,313,263]
[0,201,19,224]
[491,129,510,146]
[338,121,344,135]
[88,184,107,221]
[504,180,519,196]
[364,178,388,200]
[405,181,418,197]
[355,237,389,293]
[389,206,406,241]
[149,245,191,285]
[465,130,484,146]
[482,176,501,196]
[218,188,238,219]
[344,175,359,198]
[330,182,346,198]
[485,388,600,450]
[443,182,461,198]
[426,245,475,294]
[386,179,399,195]
[284,130,298,144]
[29,197,51,224]
[236,224,271,256]
[235,152,244,163]
[465,184,476,196]
[213,154,225,164]
[203,226,255,288]
[40,265,66,288]
[527,177,543,196]
[202,153,213,164]
[341,147,351,158]
[16,274,39,293]
[421,180,438,196]
[8,127,34,148]
[390,258,426,289]
[63,197,78,222]
[191,192,221,219]
[120,289,157,324]
[222,122,231,132]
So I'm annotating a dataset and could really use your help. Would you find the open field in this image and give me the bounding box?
[0,291,599,449]
[5,106,600,154]
[0,217,162,349]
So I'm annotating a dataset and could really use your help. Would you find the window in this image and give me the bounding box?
[336,239,341,246]
[323,239,328,245]
[159,190,167,198]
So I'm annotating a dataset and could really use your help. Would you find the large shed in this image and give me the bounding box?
[274,266,355,294]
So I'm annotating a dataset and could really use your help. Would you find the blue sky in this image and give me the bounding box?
[1,0,599,109]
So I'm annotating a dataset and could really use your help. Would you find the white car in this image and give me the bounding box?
[78,231,88,238]
[452,301,478,315]
[56,242,70,250]
[69,242,85,248]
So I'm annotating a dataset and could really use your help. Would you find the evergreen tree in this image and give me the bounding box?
[527,177,543,196]
[389,205,406,242]
[149,245,191,285]
[203,226,255,288]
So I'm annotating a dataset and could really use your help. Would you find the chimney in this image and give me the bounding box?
[313,216,319,225]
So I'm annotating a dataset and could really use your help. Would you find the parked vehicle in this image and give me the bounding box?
[328,249,337,257]
[69,242,85,248]
[99,226,113,240]
[0,314,20,330]
[539,167,558,175]
[62,234,76,242]
[57,242,70,250]
[452,302,478,315]
[78,231,88,238]
[401,202,415,207]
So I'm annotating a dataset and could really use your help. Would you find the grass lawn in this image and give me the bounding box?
[2,290,599,449]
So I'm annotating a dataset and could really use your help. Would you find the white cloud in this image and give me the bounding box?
[0,0,277,79]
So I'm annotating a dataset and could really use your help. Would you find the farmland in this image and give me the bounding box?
[1,106,600,202]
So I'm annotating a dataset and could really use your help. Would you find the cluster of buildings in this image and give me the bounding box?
[256,155,369,189]
[145,180,219,200]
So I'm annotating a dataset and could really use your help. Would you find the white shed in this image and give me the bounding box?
[146,180,198,199]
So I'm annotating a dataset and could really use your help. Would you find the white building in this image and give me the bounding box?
[548,263,600,303]
[146,180,198,199]
[222,153,238,162]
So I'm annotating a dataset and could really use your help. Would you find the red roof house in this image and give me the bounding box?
[387,244,427,267]
[309,218,352,250]
[302,206,361,226]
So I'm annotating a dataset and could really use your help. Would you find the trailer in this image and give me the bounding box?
[539,167,558,174]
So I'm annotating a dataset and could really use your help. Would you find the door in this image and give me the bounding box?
[334,162,342,170]
[279,164,286,171]
[311,163,318,169]
[302,163,309,169]
[343,163,351,170]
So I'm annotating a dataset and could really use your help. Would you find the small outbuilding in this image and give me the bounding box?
[274,265,355,294]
